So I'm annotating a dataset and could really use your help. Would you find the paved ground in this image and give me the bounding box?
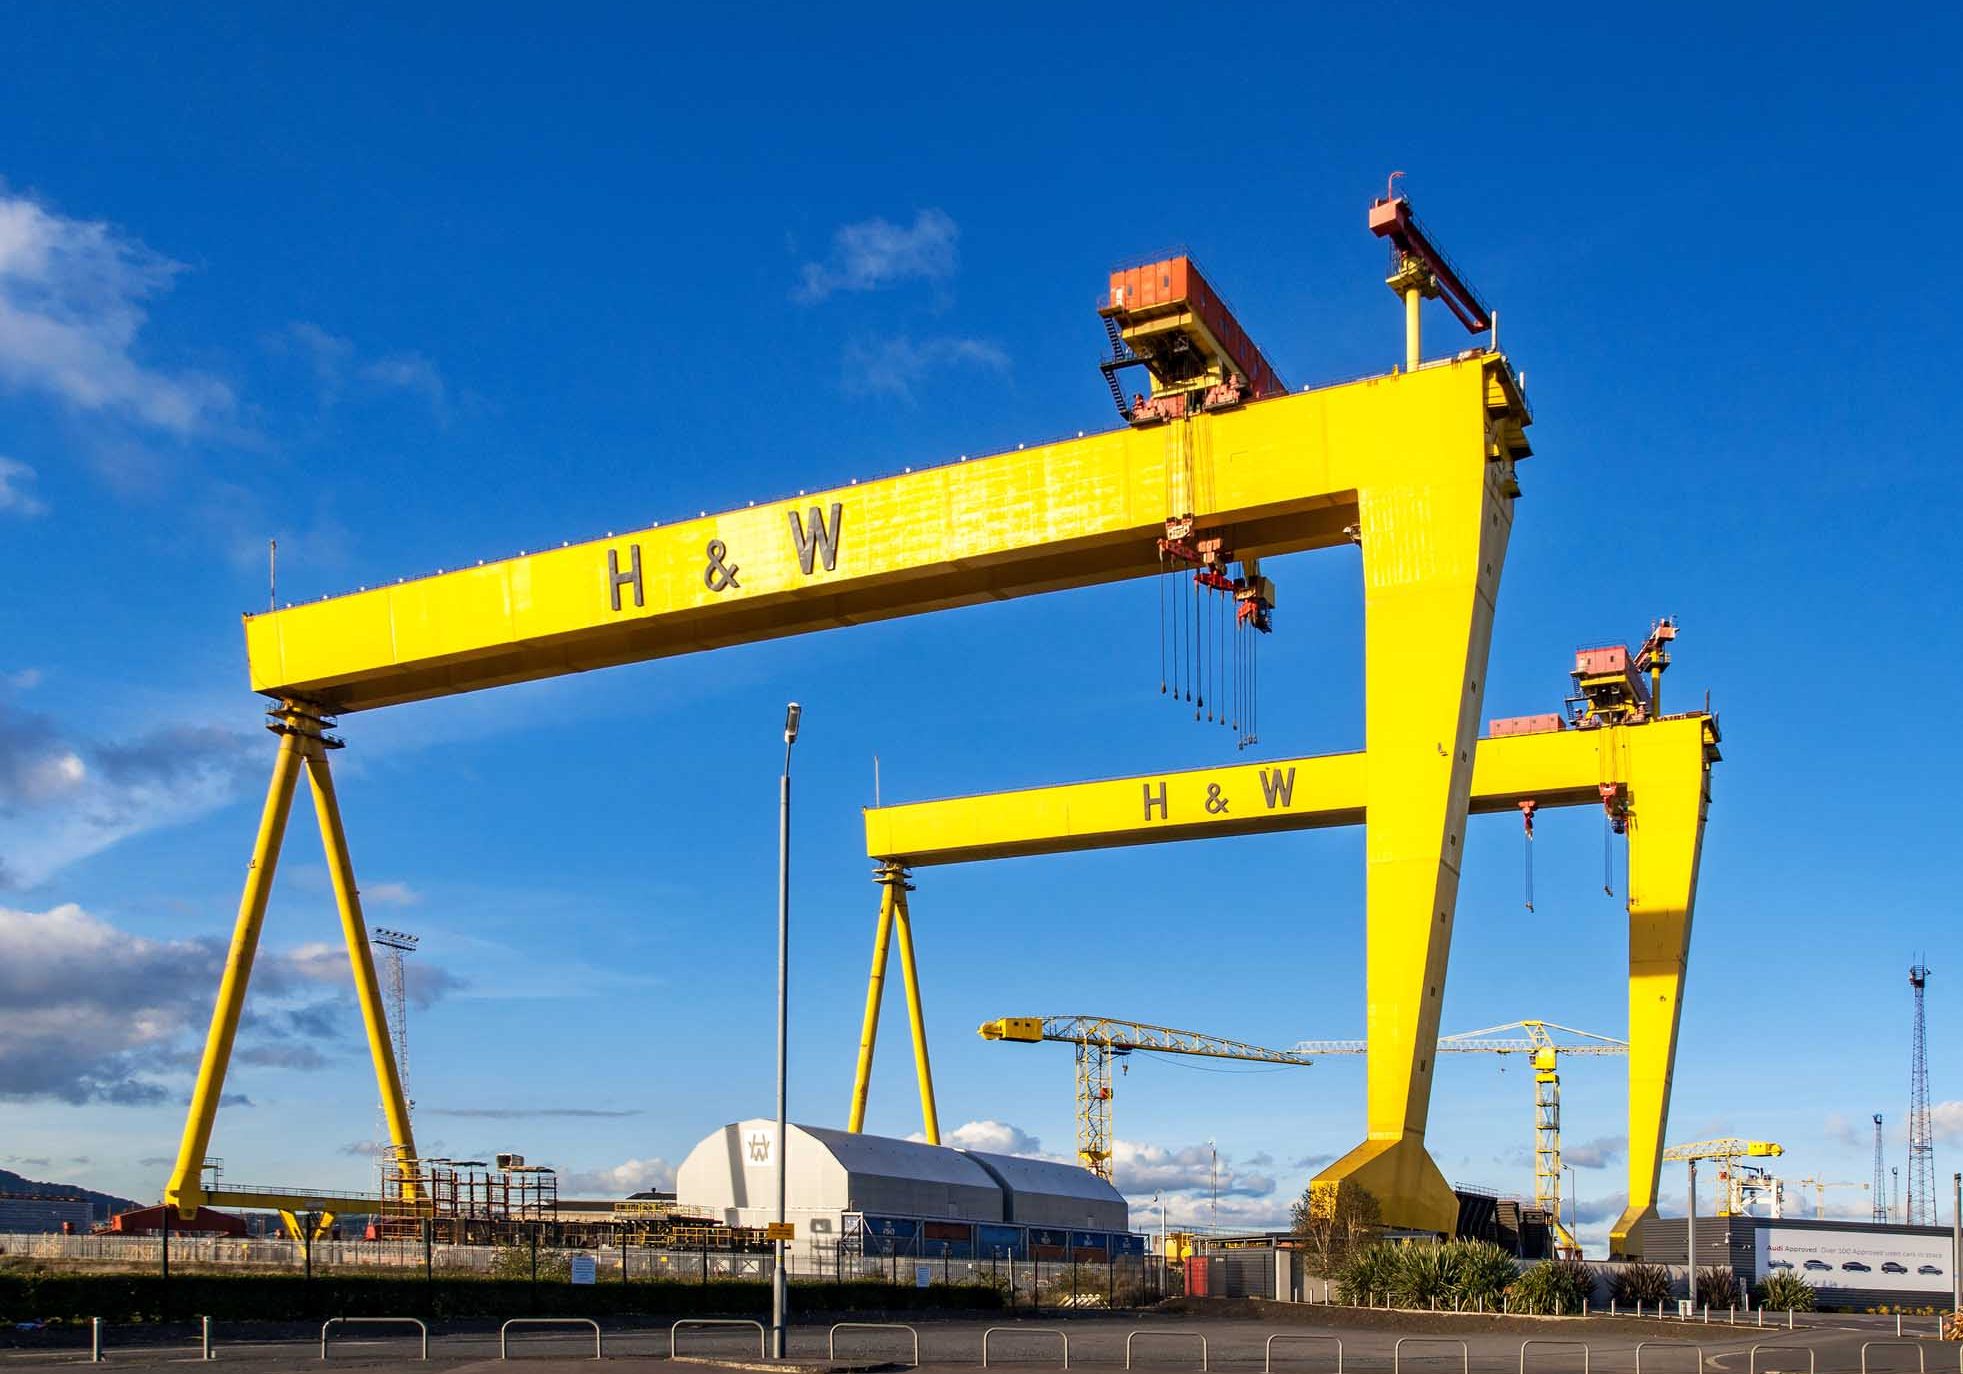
[1,1308,1951,1373]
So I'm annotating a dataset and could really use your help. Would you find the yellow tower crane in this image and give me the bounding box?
[977,1016,1314,1181]
[1794,1177,1870,1220]
[1293,1020,1627,1256]
[1661,1138,1784,1269]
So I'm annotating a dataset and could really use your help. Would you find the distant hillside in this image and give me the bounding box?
[0,1168,139,1221]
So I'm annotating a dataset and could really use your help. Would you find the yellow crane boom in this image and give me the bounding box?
[978,1015,1314,1181]
[1295,1020,1626,1256]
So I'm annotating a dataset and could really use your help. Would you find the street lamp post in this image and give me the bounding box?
[772,703,800,1360]
[1951,1172,1959,1315]
[1565,1163,1578,1250]
[1685,1158,1698,1302]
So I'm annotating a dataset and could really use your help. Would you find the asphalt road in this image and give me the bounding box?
[1,1308,1951,1373]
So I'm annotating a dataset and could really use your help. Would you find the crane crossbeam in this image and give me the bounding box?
[860,715,1716,1255]
[243,359,1528,713]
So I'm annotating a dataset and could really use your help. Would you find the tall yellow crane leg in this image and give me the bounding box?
[165,711,307,1218]
[162,702,417,1219]
[1614,727,1711,1255]
[845,863,940,1143]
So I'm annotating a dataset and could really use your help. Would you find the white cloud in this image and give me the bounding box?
[364,881,421,907]
[795,209,958,302]
[842,335,1009,401]
[1930,1101,1963,1143]
[1564,1135,1626,1169]
[919,1120,1048,1155]
[1826,1112,1868,1149]
[0,902,462,1104]
[0,193,231,432]
[561,1156,676,1197]
[274,322,448,420]
[0,703,261,886]
[0,457,46,516]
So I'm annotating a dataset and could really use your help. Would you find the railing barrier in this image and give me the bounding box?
[984,1326,1071,1368]
[1635,1341,1706,1374]
[319,1316,429,1361]
[500,1318,600,1360]
[1750,1346,1817,1374]
[671,1318,767,1359]
[1395,1337,1470,1374]
[829,1323,920,1367]
[1862,1342,1929,1374]
[1521,1340,1591,1374]
[1267,1333,1343,1374]
[1127,1329,1210,1371]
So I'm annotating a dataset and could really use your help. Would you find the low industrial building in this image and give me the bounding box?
[0,1193,94,1234]
[677,1120,1138,1263]
[1642,1214,1956,1309]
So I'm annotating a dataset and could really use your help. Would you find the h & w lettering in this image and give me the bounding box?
[608,545,644,611]
[788,503,844,575]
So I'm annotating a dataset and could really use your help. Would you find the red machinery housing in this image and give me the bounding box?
[1099,256,1287,423]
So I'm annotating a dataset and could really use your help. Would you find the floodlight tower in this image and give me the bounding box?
[1873,1113,1888,1224]
[1908,963,1936,1224]
[371,929,419,1124]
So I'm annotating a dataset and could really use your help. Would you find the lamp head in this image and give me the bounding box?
[784,702,802,744]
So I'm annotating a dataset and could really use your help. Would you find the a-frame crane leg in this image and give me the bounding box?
[302,733,418,1192]
[164,702,418,1219]
[1610,729,1711,1257]
[892,882,941,1144]
[845,869,902,1133]
[845,863,940,1143]
[1309,434,1514,1235]
[165,706,308,1218]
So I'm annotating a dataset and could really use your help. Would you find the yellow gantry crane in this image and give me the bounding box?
[1293,1020,1626,1256]
[978,1016,1314,1181]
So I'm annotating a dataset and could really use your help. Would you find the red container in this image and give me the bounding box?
[1107,256,1286,400]
[1489,713,1564,737]
[1573,645,1631,677]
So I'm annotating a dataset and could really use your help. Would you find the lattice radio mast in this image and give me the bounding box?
[1907,962,1936,1225]
[1872,1113,1888,1224]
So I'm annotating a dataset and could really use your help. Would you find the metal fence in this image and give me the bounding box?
[0,1232,1171,1306]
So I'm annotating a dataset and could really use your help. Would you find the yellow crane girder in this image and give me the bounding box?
[856,715,1717,1255]
[169,354,1531,1224]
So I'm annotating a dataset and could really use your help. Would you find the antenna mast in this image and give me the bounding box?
[1907,962,1936,1224]
[1872,1113,1888,1224]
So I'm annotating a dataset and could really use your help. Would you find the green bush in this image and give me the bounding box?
[0,1272,1004,1327]
[1608,1262,1673,1307]
[488,1246,570,1282]
[1508,1258,1595,1314]
[1334,1241,1402,1305]
[1334,1239,1517,1310]
[1754,1269,1816,1312]
[1695,1266,1740,1307]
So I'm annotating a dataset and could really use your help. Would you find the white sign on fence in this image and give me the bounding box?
[1755,1226,1952,1293]
[914,1264,932,1289]
[570,1254,597,1285]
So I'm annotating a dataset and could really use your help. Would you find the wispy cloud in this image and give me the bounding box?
[0,902,462,1105]
[1564,1134,1626,1169]
[561,1156,676,1196]
[273,322,449,421]
[0,192,231,432]
[364,881,421,907]
[842,335,1008,401]
[911,1120,1046,1155]
[423,1106,644,1120]
[0,457,46,516]
[795,209,958,303]
[1930,1101,1963,1143]
[0,702,263,887]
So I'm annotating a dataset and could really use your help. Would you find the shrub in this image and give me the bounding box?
[1695,1266,1740,1307]
[1608,1262,1673,1307]
[488,1246,570,1282]
[1754,1269,1816,1312]
[1334,1241,1401,1305]
[1444,1239,1518,1309]
[1509,1258,1595,1314]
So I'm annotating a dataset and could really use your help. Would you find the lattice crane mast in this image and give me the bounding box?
[1794,1177,1870,1220]
[1662,1138,1786,1218]
[1294,1020,1626,1256]
[978,1015,1314,1181]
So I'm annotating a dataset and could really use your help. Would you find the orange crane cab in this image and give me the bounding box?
[1098,255,1287,425]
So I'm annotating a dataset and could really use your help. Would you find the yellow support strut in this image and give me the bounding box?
[303,743,418,1192]
[165,709,307,1218]
[164,701,417,1218]
[846,868,902,1133]
[845,863,940,1144]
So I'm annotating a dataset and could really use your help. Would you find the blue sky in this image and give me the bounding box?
[0,4,1958,1251]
